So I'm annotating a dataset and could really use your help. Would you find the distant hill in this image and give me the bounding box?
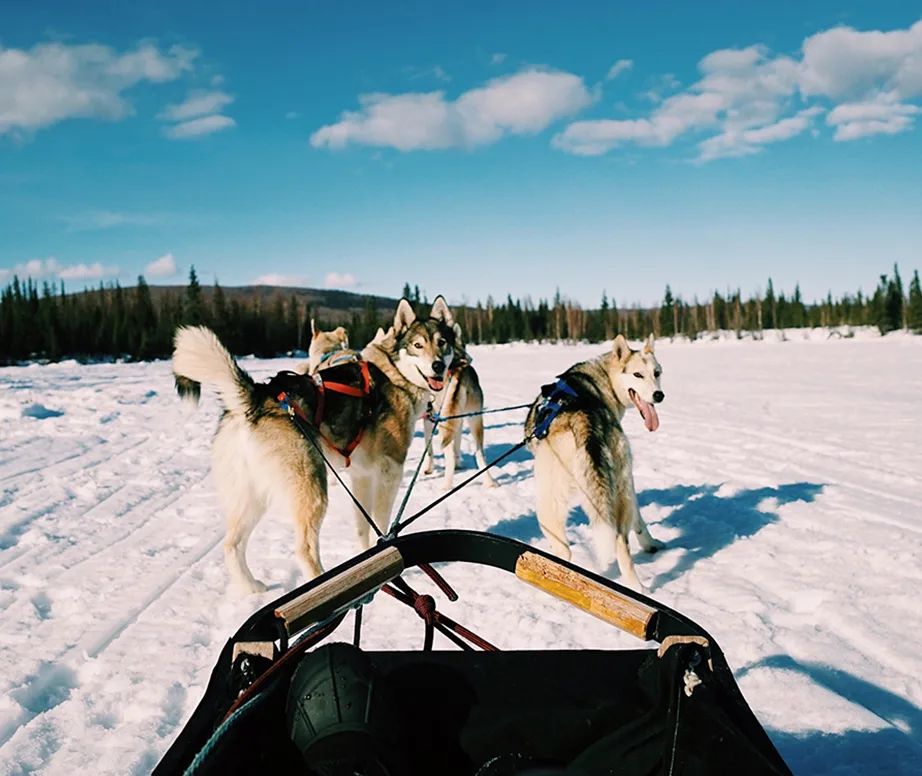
[127,284,403,324]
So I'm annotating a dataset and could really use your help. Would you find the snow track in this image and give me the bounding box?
[1,335,921,774]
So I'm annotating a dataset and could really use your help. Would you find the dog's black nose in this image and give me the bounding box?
[432,361,445,376]
[653,390,664,403]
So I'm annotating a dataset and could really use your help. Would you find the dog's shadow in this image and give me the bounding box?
[488,481,824,589]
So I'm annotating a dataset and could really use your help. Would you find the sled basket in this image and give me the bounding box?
[153,530,793,776]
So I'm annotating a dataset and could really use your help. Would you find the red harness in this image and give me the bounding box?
[276,360,372,467]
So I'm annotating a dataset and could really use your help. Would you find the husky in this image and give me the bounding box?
[297,320,359,375]
[524,334,665,592]
[422,325,497,490]
[171,296,458,594]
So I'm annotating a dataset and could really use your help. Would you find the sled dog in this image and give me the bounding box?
[422,325,497,490]
[171,297,458,594]
[524,334,665,592]
[297,320,359,375]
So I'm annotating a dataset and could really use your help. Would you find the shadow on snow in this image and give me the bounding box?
[487,482,824,590]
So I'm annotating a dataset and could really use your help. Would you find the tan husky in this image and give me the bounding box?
[524,334,665,592]
[422,324,497,490]
[297,320,357,375]
[171,296,459,594]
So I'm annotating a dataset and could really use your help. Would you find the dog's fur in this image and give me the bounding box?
[171,296,458,594]
[524,334,665,592]
[298,320,358,375]
[422,324,497,490]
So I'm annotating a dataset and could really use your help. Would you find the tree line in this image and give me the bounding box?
[1,264,920,364]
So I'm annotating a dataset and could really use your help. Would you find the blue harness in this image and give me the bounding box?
[532,379,577,439]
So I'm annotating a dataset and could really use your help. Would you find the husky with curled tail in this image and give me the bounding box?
[171,296,458,594]
[524,334,665,592]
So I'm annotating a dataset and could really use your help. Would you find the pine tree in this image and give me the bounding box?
[887,263,905,331]
[907,269,922,334]
[600,291,611,341]
[402,283,412,301]
[764,278,776,329]
[660,285,675,337]
[186,265,205,326]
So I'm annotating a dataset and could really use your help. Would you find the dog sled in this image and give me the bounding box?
[152,528,793,776]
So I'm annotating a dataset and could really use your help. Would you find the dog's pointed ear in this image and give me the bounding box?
[612,334,631,363]
[429,295,454,327]
[310,318,317,339]
[452,322,463,342]
[644,333,655,354]
[394,298,416,333]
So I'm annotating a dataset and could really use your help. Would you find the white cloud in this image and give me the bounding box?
[311,67,594,151]
[252,273,308,286]
[606,59,633,81]
[0,257,118,283]
[0,40,196,136]
[144,253,178,277]
[491,53,506,65]
[324,272,357,289]
[163,114,236,139]
[554,18,922,160]
[157,89,234,122]
[696,107,823,161]
[798,20,922,101]
[157,87,235,139]
[826,93,921,140]
[642,74,681,103]
[58,262,118,280]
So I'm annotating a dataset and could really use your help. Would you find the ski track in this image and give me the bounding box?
[1,334,921,775]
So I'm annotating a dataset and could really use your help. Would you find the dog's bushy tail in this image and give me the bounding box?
[172,325,255,416]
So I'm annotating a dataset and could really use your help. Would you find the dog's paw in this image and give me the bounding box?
[645,539,666,553]
[485,477,499,489]
[424,466,434,475]
[246,579,270,595]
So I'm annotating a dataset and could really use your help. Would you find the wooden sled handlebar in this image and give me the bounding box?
[274,546,405,637]
[515,552,656,640]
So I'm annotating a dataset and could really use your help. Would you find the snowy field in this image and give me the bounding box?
[1,331,921,775]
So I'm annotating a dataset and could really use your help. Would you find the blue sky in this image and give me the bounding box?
[1,1,921,308]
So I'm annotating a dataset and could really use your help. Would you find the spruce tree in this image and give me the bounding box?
[907,269,922,333]
[660,285,675,337]
[600,291,611,340]
[886,263,905,331]
[186,265,206,326]
[764,278,776,329]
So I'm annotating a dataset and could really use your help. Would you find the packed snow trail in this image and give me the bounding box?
[0,331,920,775]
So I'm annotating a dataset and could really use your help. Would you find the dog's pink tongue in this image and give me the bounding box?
[631,392,660,432]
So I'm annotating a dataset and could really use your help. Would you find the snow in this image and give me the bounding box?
[1,331,921,775]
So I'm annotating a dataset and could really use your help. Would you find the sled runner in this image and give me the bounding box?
[153,529,793,776]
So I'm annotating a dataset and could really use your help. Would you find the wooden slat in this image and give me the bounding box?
[275,546,404,636]
[515,551,656,640]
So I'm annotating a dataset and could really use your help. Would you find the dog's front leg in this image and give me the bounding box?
[423,417,436,475]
